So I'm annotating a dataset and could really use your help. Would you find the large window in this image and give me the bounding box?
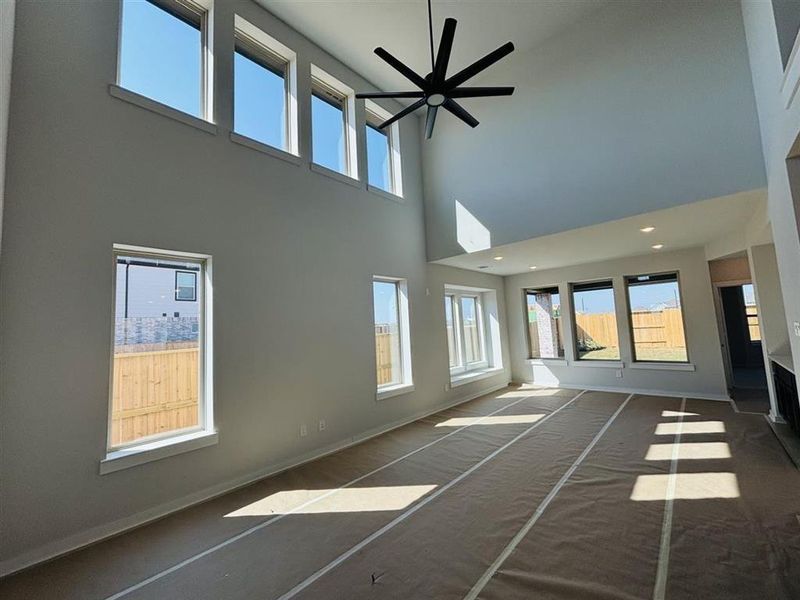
[571,280,620,361]
[311,66,357,178]
[526,287,564,359]
[373,277,412,397]
[109,246,212,451]
[233,16,297,154]
[118,0,211,119]
[445,287,495,376]
[625,273,688,362]
[365,101,402,196]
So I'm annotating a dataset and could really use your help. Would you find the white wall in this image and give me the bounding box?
[504,247,728,399]
[741,0,800,376]
[0,0,15,255]
[423,0,765,261]
[0,0,510,573]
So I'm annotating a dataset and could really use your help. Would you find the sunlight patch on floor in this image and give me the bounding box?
[435,414,546,427]
[630,472,740,501]
[655,421,726,435]
[645,442,732,461]
[661,410,700,417]
[225,485,437,517]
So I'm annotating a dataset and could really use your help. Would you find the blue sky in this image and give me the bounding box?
[373,281,398,326]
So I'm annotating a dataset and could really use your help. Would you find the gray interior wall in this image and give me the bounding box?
[423,0,765,261]
[0,0,509,571]
[741,0,800,377]
[504,247,728,398]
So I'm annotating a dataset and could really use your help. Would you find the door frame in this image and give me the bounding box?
[711,279,752,391]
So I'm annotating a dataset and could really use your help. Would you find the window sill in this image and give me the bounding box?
[527,357,567,365]
[629,362,695,372]
[230,132,301,166]
[376,383,415,401]
[100,429,218,475]
[571,360,624,369]
[108,84,217,135]
[367,184,404,204]
[310,162,362,188]
[450,366,505,388]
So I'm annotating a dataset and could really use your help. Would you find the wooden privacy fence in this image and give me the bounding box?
[111,347,199,446]
[375,330,397,386]
[574,308,686,350]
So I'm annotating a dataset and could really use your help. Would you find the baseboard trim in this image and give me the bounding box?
[0,381,511,578]
[515,381,731,403]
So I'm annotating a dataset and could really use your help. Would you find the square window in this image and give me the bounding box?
[233,17,297,153]
[111,247,212,449]
[571,280,620,361]
[526,287,564,359]
[373,277,412,394]
[625,273,689,362]
[118,0,211,119]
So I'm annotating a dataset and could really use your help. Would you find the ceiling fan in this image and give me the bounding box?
[356,0,515,139]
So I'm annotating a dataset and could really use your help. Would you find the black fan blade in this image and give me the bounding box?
[374,47,428,89]
[356,91,425,99]
[432,18,457,85]
[449,86,515,98]
[444,42,515,90]
[443,98,479,128]
[425,105,439,139]
[379,98,426,129]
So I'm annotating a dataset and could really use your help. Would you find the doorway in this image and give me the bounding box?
[717,283,769,412]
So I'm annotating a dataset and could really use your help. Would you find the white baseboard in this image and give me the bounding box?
[0,381,511,578]
[541,381,731,402]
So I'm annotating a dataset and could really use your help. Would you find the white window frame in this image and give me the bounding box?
[373,276,413,400]
[364,100,403,197]
[233,15,298,156]
[116,0,215,122]
[101,244,215,474]
[444,293,462,370]
[447,290,489,375]
[310,64,358,180]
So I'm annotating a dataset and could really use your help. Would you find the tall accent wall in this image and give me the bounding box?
[0,0,509,574]
[423,0,765,261]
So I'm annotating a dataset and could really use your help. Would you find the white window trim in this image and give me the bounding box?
[233,15,299,156]
[103,243,215,473]
[445,284,502,381]
[570,279,622,363]
[364,100,403,198]
[311,64,358,180]
[116,0,215,123]
[374,276,413,400]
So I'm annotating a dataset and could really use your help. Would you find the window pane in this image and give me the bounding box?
[374,280,401,387]
[444,295,459,367]
[312,93,346,174]
[113,255,202,447]
[367,123,391,192]
[627,275,687,362]
[175,271,197,301]
[742,284,761,342]
[572,282,619,360]
[119,0,202,117]
[461,296,483,363]
[234,49,286,150]
[526,289,564,358]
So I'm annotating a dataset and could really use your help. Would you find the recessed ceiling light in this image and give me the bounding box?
[640,226,656,233]
[652,244,664,250]
[529,266,537,270]
[493,256,504,261]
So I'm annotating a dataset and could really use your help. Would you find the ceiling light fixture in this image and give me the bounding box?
[529,266,537,270]
[640,226,655,233]
[493,256,504,261]
[652,244,664,250]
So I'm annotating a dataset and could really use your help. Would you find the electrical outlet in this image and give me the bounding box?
[794,322,800,337]
[615,370,623,379]
[319,419,326,432]
[300,424,307,437]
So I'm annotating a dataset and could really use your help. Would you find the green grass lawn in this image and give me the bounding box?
[578,346,688,362]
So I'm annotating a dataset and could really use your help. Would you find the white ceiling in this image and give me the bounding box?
[434,189,767,276]
[259,1,607,93]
